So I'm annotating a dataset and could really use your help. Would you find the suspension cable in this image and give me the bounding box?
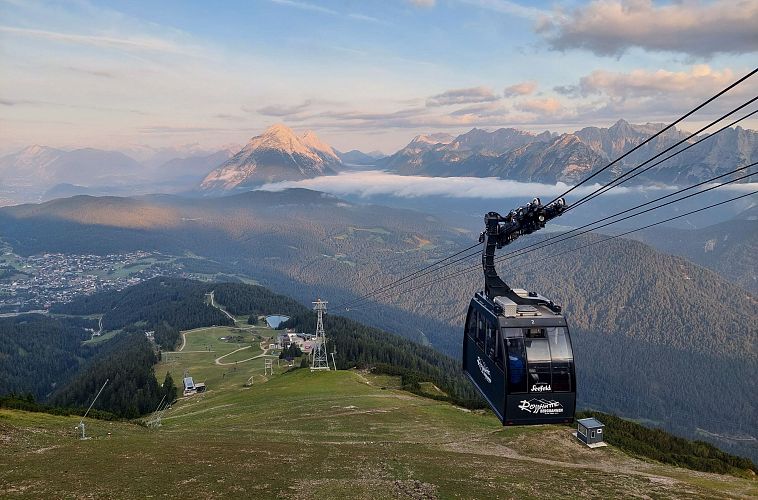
[545,67,757,205]
[357,167,755,304]
[566,101,758,212]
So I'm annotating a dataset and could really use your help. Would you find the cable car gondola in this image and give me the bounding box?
[463,198,576,425]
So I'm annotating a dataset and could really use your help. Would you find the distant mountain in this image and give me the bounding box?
[634,214,758,294]
[42,184,102,200]
[379,128,550,175]
[336,149,385,166]
[380,121,758,185]
[0,146,144,188]
[154,149,236,183]
[200,124,340,191]
[123,143,241,168]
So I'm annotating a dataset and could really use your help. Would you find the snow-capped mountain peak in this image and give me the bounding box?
[301,130,340,162]
[200,124,341,191]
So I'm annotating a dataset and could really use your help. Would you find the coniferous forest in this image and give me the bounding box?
[0,314,101,400]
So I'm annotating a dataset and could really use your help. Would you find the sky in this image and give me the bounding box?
[0,0,757,155]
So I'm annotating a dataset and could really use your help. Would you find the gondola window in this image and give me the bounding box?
[547,327,573,392]
[525,331,552,390]
[506,336,527,393]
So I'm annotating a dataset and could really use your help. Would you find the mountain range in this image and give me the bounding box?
[2,120,756,204]
[378,120,758,184]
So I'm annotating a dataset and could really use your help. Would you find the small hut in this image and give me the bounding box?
[576,417,606,447]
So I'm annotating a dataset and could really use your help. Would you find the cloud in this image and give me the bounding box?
[408,0,436,6]
[258,170,652,199]
[0,26,187,54]
[515,97,564,115]
[461,0,547,20]
[267,0,387,23]
[256,100,314,117]
[504,80,537,97]
[65,66,116,79]
[0,98,37,106]
[267,0,339,16]
[427,86,499,107]
[214,113,246,122]
[537,0,758,57]
[450,101,508,117]
[559,65,739,99]
[0,97,149,115]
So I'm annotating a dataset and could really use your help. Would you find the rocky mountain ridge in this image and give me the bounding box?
[199,124,340,191]
[378,119,758,184]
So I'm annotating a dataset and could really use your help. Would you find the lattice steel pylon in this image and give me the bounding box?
[311,299,330,371]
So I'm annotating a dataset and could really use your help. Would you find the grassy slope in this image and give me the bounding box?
[1,325,755,499]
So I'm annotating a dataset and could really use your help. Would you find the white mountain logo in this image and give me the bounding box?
[477,356,492,383]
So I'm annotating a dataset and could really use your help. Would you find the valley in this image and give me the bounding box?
[0,187,755,461]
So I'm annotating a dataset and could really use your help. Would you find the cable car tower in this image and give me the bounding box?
[311,299,330,371]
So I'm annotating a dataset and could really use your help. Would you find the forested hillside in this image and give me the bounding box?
[53,279,482,408]
[52,277,233,346]
[634,217,758,294]
[0,315,100,400]
[50,333,167,418]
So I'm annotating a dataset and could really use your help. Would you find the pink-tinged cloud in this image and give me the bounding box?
[426,86,500,107]
[562,65,741,99]
[504,81,538,97]
[516,97,564,115]
[537,0,758,57]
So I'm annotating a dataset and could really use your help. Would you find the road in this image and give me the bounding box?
[208,290,236,322]
[214,340,278,366]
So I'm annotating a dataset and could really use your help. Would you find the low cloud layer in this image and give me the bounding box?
[538,0,758,57]
[258,170,654,199]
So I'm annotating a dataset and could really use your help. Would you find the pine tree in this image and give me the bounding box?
[163,372,177,402]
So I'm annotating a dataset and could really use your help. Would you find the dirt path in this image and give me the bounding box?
[214,345,276,365]
[177,326,217,352]
[208,291,236,322]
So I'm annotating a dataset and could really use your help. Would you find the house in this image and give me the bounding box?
[278,332,307,349]
[183,376,207,397]
[576,417,606,448]
[183,377,195,396]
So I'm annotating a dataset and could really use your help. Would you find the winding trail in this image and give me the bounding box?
[176,326,218,353]
[208,291,236,322]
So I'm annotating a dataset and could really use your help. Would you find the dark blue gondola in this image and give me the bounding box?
[462,198,576,425]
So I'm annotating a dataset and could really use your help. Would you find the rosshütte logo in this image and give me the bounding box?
[477,356,492,383]
[517,399,564,415]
